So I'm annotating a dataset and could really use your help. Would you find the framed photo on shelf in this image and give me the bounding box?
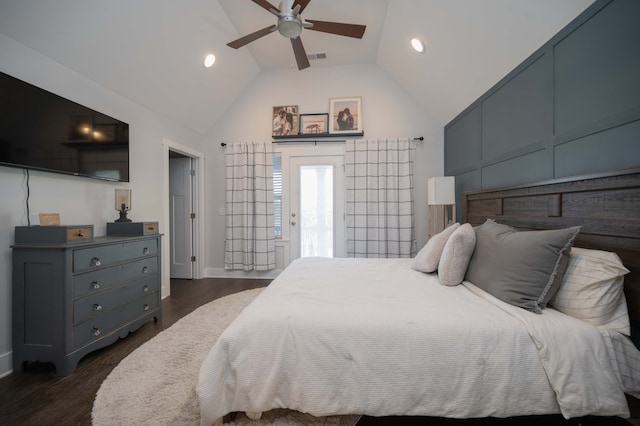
[299,113,329,135]
[272,105,299,136]
[329,96,362,134]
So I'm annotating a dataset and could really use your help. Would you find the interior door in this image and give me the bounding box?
[289,155,345,261]
[169,156,193,279]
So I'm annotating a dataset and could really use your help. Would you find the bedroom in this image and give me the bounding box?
[1,0,640,424]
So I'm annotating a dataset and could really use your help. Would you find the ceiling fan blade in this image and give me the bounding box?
[251,0,280,16]
[227,25,277,49]
[292,0,311,14]
[291,37,310,70]
[305,20,366,38]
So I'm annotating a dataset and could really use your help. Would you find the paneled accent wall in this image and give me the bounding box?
[445,0,640,219]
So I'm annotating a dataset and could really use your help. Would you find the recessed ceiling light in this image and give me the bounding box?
[204,53,216,68]
[411,38,425,53]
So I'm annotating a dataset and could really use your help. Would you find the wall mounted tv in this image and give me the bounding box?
[0,71,129,182]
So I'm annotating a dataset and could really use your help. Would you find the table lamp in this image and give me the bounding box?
[115,188,132,223]
[427,177,455,238]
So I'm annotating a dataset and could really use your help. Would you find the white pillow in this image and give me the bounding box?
[550,247,631,335]
[438,223,476,287]
[412,223,460,273]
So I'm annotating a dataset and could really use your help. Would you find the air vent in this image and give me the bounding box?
[306,52,327,61]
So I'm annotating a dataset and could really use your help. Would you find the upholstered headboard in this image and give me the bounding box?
[463,167,640,341]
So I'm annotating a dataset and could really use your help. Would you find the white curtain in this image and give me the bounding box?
[224,142,275,271]
[345,138,416,258]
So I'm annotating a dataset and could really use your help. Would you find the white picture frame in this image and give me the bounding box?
[272,105,299,136]
[328,97,362,134]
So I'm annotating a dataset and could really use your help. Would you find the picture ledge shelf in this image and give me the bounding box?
[272,132,364,143]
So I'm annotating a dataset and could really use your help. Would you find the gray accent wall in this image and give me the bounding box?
[444,0,640,217]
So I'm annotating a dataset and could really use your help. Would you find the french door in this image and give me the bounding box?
[284,153,345,264]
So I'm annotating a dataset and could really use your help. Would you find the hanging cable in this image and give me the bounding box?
[23,168,31,226]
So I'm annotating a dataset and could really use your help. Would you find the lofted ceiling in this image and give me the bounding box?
[0,0,594,135]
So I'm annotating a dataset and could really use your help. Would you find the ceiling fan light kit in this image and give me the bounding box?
[277,14,303,38]
[227,0,367,70]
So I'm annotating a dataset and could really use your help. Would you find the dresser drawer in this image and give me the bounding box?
[73,277,158,324]
[122,292,159,322]
[73,292,159,349]
[73,239,158,273]
[73,257,158,298]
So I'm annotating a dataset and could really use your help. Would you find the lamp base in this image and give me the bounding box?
[115,208,132,223]
[428,204,456,238]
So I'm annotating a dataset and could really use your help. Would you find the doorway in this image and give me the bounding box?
[287,153,345,262]
[164,139,204,284]
[169,153,193,279]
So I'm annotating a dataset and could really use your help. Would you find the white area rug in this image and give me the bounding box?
[92,288,361,426]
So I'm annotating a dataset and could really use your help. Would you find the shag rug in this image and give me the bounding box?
[92,288,361,426]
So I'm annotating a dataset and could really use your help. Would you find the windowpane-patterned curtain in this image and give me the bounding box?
[345,138,416,258]
[225,142,275,271]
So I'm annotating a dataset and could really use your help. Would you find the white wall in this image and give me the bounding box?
[203,64,444,276]
[0,39,447,378]
[0,34,206,377]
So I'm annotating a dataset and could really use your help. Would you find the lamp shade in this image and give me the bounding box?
[115,188,132,211]
[427,176,455,205]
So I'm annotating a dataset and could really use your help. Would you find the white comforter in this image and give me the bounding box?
[197,257,640,425]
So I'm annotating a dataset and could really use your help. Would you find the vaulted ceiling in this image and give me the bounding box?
[0,0,594,134]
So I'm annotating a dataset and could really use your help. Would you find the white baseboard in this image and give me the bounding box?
[204,268,282,279]
[0,350,12,378]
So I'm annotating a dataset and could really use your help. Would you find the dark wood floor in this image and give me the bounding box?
[0,277,638,426]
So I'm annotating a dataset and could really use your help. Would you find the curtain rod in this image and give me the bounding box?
[220,137,423,147]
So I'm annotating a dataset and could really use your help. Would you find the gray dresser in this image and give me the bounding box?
[12,232,162,376]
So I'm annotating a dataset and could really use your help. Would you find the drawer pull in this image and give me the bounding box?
[93,303,102,311]
[92,327,101,337]
[142,266,149,274]
[91,257,101,267]
[143,247,149,254]
[91,281,100,290]
[78,231,84,237]
[144,304,150,311]
[143,285,149,293]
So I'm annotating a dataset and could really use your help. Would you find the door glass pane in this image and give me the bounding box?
[300,165,333,257]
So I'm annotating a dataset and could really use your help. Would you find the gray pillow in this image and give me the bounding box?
[412,223,460,273]
[465,219,580,313]
[438,223,476,286]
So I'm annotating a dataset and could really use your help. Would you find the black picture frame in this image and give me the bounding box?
[299,113,329,135]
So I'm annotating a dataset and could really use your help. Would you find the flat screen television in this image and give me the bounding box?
[0,71,129,182]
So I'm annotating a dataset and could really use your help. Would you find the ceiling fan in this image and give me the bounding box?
[227,0,366,70]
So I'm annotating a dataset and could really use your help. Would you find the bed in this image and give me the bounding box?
[197,167,640,425]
